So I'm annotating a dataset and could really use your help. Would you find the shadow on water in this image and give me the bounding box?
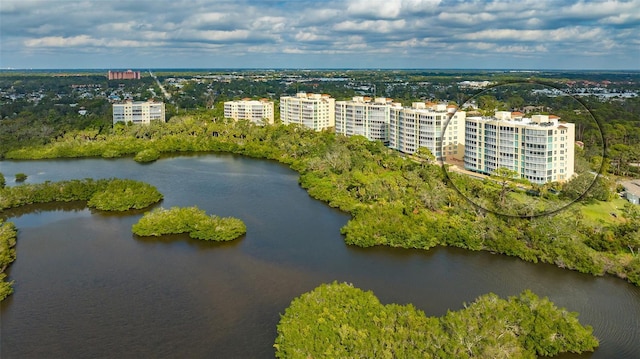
[0,200,166,221]
[0,201,88,221]
[89,201,165,217]
[133,232,246,251]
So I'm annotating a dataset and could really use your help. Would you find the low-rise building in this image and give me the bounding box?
[335,96,396,143]
[224,98,274,124]
[621,179,640,205]
[464,111,575,184]
[112,100,165,125]
[389,102,466,161]
[280,92,335,131]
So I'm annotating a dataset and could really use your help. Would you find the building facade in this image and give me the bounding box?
[621,180,640,205]
[107,70,141,80]
[280,92,335,131]
[388,102,466,161]
[224,99,274,124]
[464,111,575,184]
[335,96,396,143]
[112,100,165,125]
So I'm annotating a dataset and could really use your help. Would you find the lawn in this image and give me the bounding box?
[579,196,629,226]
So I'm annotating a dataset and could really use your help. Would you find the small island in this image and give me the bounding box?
[274,282,599,359]
[132,206,246,241]
[0,178,163,212]
[134,148,161,163]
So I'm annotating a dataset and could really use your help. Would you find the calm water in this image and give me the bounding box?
[1,155,639,358]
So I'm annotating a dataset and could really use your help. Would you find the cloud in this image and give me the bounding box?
[334,19,407,33]
[346,0,441,19]
[437,12,497,25]
[561,0,640,18]
[25,35,96,47]
[459,27,606,42]
[24,35,164,48]
[0,0,638,69]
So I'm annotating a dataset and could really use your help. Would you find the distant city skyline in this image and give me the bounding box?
[1,0,639,70]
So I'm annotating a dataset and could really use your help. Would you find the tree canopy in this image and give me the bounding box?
[274,282,599,358]
[132,206,246,241]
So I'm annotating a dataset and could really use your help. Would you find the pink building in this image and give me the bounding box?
[108,70,141,80]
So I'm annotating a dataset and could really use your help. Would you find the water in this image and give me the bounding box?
[1,155,639,358]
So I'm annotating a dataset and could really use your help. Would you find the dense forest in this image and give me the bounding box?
[132,206,246,241]
[274,282,598,358]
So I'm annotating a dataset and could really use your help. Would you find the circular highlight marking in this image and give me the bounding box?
[440,81,606,218]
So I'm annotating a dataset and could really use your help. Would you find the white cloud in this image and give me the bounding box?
[346,0,404,19]
[25,35,95,47]
[189,12,228,26]
[346,0,441,19]
[599,12,640,24]
[437,12,496,24]
[179,29,252,42]
[250,16,289,32]
[24,35,165,48]
[334,19,407,33]
[459,27,605,42]
[294,31,329,42]
[562,0,640,18]
[492,44,549,53]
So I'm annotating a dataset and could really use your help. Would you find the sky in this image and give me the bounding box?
[0,0,639,70]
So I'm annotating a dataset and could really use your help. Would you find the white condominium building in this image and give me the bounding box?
[112,100,165,125]
[389,102,466,161]
[464,111,575,184]
[335,96,396,143]
[280,92,335,131]
[224,98,274,124]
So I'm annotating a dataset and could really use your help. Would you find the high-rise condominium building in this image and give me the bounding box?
[280,92,335,131]
[335,96,397,143]
[464,111,575,184]
[107,70,141,80]
[112,100,165,125]
[224,99,274,124]
[389,102,466,161]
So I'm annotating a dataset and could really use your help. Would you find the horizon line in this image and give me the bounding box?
[2,67,640,73]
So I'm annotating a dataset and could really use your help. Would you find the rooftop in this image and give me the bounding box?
[622,179,640,197]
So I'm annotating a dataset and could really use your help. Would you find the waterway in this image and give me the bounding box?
[1,154,639,358]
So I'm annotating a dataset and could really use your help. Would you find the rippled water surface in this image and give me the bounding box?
[1,155,639,358]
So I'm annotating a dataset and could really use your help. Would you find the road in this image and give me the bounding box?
[148,70,171,100]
